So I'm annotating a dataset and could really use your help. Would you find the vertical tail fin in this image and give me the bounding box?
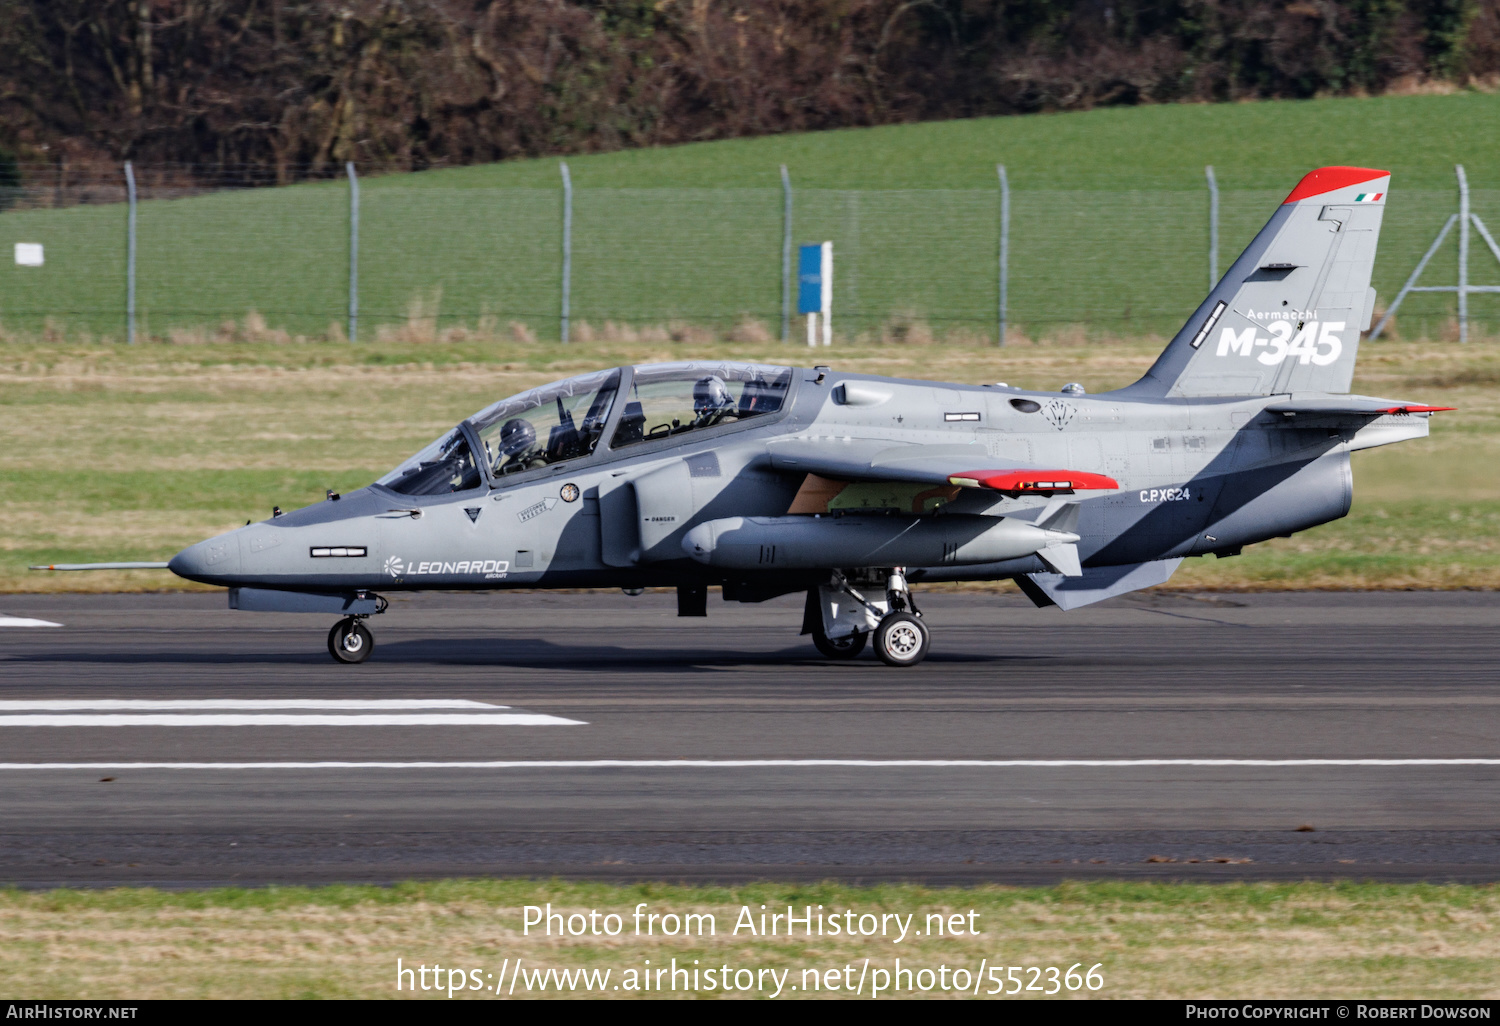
[1127,167,1390,398]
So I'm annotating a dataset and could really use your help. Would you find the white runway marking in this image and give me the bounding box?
[0,758,1495,770]
[0,699,516,711]
[0,617,61,628]
[0,699,583,727]
[0,714,582,727]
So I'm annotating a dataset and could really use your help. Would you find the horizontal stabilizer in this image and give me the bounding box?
[30,562,171,571]
[1019,558,1184,611]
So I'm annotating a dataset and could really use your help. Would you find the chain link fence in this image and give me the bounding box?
[0,163,1495,344]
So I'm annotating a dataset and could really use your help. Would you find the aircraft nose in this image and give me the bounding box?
[168,535,241,583]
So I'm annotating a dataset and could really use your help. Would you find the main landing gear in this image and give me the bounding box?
[807,569,930,667]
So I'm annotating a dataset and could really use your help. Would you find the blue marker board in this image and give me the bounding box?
[798,245,823,314]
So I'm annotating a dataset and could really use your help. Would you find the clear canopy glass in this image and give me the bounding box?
[469,368,621,478]
[376,429,484,496]
[374,362,791,493]
[611,362,791,448]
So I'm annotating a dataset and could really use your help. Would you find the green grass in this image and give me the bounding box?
[364,93,1500,191]
[1,880,1496,999]
[2,336,1497,593]
[1,93,1498,341]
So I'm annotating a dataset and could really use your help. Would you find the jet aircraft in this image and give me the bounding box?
[39,166,1449,666]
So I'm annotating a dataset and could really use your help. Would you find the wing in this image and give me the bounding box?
[766,438,1119,496]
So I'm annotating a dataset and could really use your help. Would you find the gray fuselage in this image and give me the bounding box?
[167,362,1425,602]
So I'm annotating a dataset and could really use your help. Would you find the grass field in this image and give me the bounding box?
[1,880,1496,999]
[1,92,1498,340]
[2,335,1497,594]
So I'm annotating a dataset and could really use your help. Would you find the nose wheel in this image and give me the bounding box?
[328,617,373,664]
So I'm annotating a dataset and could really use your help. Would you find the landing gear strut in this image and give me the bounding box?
[806,568,930,667]
[873,570,930,667]
[328,616,373,664]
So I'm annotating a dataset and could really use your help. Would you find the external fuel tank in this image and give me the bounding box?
[683,514,1077,570]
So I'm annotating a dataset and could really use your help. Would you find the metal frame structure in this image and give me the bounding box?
[780,165,792,342]
[1371,164,1500,343]
[997,164,1009,347]
[347,161,359,343]
[560,161,573,344]
[124,161,137,345]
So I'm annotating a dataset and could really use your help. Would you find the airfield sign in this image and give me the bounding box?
[798,242,832,346]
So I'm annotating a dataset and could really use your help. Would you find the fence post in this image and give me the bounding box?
[997,164,1009,347]
[347,162,359,343]
[560,161,573,344]
[1457,163,1469,344]
[1206,165,1219,288]
[780,165,792,342]
[1369,215,1456,341]
[125,161,137,345]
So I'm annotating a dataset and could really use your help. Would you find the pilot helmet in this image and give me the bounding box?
[498,417,536,456]
[692,375,733,415]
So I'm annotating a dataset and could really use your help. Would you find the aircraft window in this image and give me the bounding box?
[376,430,483,495]
[470,369,620,477]
[611,362,791,448]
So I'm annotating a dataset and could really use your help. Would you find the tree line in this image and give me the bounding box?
[0,0,1495,186]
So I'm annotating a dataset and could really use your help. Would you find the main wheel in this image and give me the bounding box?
[327,618,373,664]
[873,612,929,667]
[812,625,868,660]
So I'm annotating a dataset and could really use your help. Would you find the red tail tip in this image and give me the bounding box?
[1283,166,1390,204]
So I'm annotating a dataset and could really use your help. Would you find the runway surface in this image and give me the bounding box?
[0,589,1497,886]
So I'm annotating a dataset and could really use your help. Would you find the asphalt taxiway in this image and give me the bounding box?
[0,589,1496,886]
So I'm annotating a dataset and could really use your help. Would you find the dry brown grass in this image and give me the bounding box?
[1,881,1496,999]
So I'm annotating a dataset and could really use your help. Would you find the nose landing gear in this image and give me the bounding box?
[328,617,373,664]
[324,591,386,664]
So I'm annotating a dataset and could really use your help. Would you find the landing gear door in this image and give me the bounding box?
[597,476,641,567]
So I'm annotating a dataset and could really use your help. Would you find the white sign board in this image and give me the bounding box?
[14,243,43,267]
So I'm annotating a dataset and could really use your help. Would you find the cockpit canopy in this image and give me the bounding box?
[376,361,792,496]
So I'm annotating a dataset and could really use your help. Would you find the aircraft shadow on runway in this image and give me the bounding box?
[2,636,1025,670]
